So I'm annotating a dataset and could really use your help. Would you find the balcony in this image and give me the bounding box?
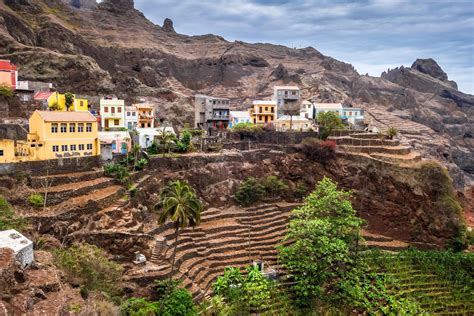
[210,114,229,120]
[139,113,154,119]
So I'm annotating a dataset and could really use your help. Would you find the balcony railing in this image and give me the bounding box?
[210,115,229,120]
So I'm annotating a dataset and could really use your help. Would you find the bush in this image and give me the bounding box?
[300,137,336,161]
[234,177,265,206]
[386,126,398,139]
[0,84,13,98]
[0,196,26,231]
[294,180,309,200]
[175,131,192,153]
[54,243,122,296]
[134,158,148,171]
[146,141,160,155]
[261,176,288,197]
[28,193,44,208]
[121,298,159,315]
[104,162,130,183]
[231,123,263,135]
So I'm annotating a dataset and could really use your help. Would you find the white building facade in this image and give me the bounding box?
[125,106,138,130]
[0,230,34,268]
[229,111,251,128]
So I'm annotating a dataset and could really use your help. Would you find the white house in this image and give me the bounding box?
[136,127,175,149]
[313,103,344,117]
[0,230,34,268]
[342,107,364,125]
[275,115,313,132]
[125,106,138,130]
[100,98,126,130]
[229,111,251,128]
[300,100,315,119]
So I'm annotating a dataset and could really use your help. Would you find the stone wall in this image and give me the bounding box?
[0,156,101,176]
[0,124,28,139]
[229,131,320,145]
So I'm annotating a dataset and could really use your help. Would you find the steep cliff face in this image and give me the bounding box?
[0,0,472,185]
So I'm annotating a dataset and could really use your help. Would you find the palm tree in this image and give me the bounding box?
[157,129,175,157]
[155,180,203,280]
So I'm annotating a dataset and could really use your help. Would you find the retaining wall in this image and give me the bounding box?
[0,156,101,176]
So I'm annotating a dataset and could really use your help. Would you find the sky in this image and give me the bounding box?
[133,0,474,94]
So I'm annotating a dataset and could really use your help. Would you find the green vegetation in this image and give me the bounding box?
[121,280,197,316]
[64,92,74,111]
[234,175,288,206]
[27,193,44,208]
[175,131,193,153]
[157,130,176,157]
[210,265,283,315]
[230,122,263,134]
[419,161,467,250]
[386,126,398,139]
[317,111,344,140]
[278,177,364,307]
[154,180,203,280]
[104,162,130,184]
[300,137,336,161]
[54,243,123,297]
[134,158,148,171]
[0,83,14,98]
[0,196,26,231]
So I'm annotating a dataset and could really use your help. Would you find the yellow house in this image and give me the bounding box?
[27,111,100,160]
[34,92,88,112]
[0,139,17,163]
[250,100,277,125]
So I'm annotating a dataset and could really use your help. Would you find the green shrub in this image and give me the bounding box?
[175,131,192,153]
[0,196,26,231]
[134,158,148,171]
[317,111,344,140]
[146,141,160,155]
[28,193,44,208]
[234,177,265,206]
[294,180,309,200]
[261,176,288,197]
[54,243,122,296]
[231,122,263,135]
[104,162,130,184]
[0,84,13,98]
[386,126,398,139]
[121,297,159,315]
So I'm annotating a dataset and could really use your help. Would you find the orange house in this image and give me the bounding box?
[0,60,18,90]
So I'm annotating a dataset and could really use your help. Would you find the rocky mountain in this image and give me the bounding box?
[0,0,472,186]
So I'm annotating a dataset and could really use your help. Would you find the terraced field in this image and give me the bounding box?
[369,252,474,315]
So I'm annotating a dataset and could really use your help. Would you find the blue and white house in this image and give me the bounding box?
[314,103,364,126]
[229,110,251,128]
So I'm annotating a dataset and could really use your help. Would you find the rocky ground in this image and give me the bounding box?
[0,0,472,186]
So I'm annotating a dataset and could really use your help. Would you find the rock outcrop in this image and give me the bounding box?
[162,18,175,33]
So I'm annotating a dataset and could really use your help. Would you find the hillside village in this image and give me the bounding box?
[0,1,473,314]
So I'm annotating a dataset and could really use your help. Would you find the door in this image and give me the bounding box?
[105,119,109,129]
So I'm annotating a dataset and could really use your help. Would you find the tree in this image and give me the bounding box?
[40,171,54,212]
[0,83,13,98]
[155,180,203,280]
[278,177,364,306]
[64,92,74,111]
[317,111,344,139]
[280,101,301,131]
[157,130,176,157]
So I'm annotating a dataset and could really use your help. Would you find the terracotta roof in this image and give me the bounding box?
[34,91,54,100]
[34,110,97,122]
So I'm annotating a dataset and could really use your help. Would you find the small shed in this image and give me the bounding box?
[0,230,34,268]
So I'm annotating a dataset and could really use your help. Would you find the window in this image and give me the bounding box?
[79,144,85,151]
[87,144,93,150]
[127,112,130,117]
[69,123,76,133]
[259,107,263,113]
[79,101,83,107]
[52,146,59,152]
[51,123,58,133]
[111,107,115,114]
[147,123,151,127]
[60,123,67,133]
[118,107,122,113]
[114,119,119,126]
[86,123,92,132]
[349,111,353,116]
[265,107,268,112]
[71,145,77,151]
[78,123,84,132]
[292,91,297,95]
[132,112,136,116]
[0,150,3,156]
[271,107,274,113]
[104,107,108,113]
[61,145,68,152]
